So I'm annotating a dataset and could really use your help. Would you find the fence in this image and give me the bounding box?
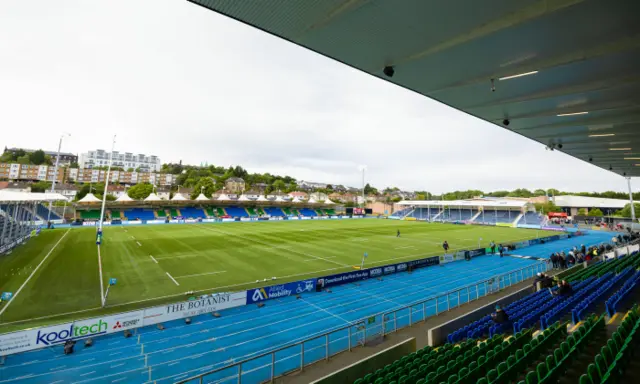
[177,261,549,384]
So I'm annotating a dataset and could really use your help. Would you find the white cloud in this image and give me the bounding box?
[0,0,636,194]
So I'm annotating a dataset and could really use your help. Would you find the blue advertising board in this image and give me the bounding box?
[247,279,317,304]
[467,248,486,258]
[317,256,440,289]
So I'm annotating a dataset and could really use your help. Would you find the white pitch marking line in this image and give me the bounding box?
[136,241,142,247]
[149,255,158,264]
[395,246,416,249]
[299,298,351,325]
[174,271,227,279]
[304,256,336,262]
[0,229,70,317]
[166,272,180,286]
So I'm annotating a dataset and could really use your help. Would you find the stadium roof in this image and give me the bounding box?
[397,199,529,208]
[190,0,640,177]
[0,191,67,203]
[553,195,628,209]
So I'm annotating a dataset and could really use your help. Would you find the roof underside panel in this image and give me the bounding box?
[190,0,640,176]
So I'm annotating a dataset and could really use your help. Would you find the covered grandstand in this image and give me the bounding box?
[391,198,546,226]
[0,191,67,254]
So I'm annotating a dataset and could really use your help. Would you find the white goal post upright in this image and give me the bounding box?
[97,135,116,307]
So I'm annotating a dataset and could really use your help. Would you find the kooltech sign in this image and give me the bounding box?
[0,311,143,356]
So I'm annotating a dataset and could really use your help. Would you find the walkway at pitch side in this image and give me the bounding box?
[0,231,613,383]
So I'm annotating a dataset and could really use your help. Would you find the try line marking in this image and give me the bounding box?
[166,272,180,286]
[149,255,158,264]
[0,229,70,317]
[174,271,227,279]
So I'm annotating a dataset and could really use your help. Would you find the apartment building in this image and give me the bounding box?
[79,150,161,172]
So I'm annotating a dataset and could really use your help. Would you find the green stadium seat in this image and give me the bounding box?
[486,369,498,383]
[526,371,538,384]
[579,374,593,384]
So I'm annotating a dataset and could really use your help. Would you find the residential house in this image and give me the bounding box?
[225,177,245,193]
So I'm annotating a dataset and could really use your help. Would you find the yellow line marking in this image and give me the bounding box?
[607,313,619,325]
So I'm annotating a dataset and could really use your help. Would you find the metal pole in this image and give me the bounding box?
[271,353,275,382]
[301,343,305,370]
[409,306,413,326]
[422,302,426,320]
[348,327,352,351]
[627,177,636,222]
[457,291,460,307]
[435,298,439,314]
[98,135,116,232]
[394,312,397,332]
[237,363,242,384]
[325,334,329,360]
[47,134,69,223]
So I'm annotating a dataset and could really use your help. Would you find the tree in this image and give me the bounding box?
[577,208,587,216]
[533,189,547,196]
[30,181,51,193]
[588,208,604,217]
[614,203,640,218]
[273,179,286,192]
[29,150,46,165]
[191,177,215,199]
[364,183,378,195]
[127,183,154,200]
[16,154,30,164]
[534,201,560,214]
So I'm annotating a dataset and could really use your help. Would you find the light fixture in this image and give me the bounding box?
[557,111,589,117]
[625,158,640,160]
[499,71,538,81]
[609,148,632,151]
[588,134,615,137]
[635,164,640,167]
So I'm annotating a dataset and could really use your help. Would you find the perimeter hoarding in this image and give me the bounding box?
[246,279,316,304]
[0,311,144,355]
[316,256,440,289]
[142,292,246,326]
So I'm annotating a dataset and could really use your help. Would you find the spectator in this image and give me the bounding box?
[491,305,510,324]
[576,253,584,263]
[498,244,504,258]
[553,280,573,297]
[550,253,558,269]
[567,252,576,266]
[490,241,496,255]
[533,273,545,291]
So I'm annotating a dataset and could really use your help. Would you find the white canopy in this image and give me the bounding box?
[172,193,188,201]
[194,193,209,201]
[144,193,161,201]
[323,199,335,205]
[0,191,67,203]
[77,193,101,203]
[275,195,286,202]
[256,195,268,202]
[115,193,134,202]
[217,193,231,201]
[237,194,250,201]
[307,197,318,204]
[291,196,303,203]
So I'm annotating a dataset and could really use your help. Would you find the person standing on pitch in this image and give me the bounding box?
[443,240,449,252]
[490,241,496,255]
[397,229,400,238]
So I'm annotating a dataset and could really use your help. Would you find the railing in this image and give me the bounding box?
[176,261,549,384]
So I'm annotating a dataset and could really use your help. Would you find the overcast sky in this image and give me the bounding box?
[0,0,636,194]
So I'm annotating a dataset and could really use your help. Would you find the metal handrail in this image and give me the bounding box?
[176,260,548,384]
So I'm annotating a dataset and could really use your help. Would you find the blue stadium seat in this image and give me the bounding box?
[123,208,155,221]
[299,208,317,217]
[179,207,206,219]
[224,206,249,217]
[264,207,285,217]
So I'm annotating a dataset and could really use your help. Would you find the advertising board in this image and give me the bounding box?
[142,292,246,326]
[246,279,316,304]
[0,311,144,355]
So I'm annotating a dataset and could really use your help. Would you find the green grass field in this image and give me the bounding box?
[0,220,554,331]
